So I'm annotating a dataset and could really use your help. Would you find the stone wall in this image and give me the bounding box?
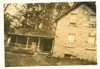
[53,4,97,62]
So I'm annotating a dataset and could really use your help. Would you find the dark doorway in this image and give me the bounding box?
[39,38,53,53]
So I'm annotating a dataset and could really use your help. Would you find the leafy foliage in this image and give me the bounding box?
[4,3,70,34]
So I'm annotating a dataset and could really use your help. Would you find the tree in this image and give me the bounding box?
[4,4,11,33]
[20,3,70,31]
[4,3,70,34]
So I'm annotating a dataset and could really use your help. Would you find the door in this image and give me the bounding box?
[39,38,53,53]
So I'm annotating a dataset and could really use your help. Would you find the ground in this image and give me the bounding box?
[5,47,97,67]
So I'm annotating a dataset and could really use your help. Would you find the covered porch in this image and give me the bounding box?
[6,33,55,53]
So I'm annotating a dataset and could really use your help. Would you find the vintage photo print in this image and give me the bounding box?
[4,1,97,67]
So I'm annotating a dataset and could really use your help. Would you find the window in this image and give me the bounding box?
[88,33,96,44]
[90,14,96,22]
[88,36,95,44]
[86,33,96,50]
[70,13,77,23]
[86,32,96,50]
[68,34,75,42]
[88,14,96,28]
[87,36,96,50]
[69,13,77,27]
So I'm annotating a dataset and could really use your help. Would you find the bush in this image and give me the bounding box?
[11,49,34,55]
[5,47,13,52]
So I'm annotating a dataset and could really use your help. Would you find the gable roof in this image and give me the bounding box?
[55,2,96,22]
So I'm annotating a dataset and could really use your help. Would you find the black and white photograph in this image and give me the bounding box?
[2,0,98,67]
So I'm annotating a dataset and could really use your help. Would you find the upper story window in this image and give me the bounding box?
[90,14,96,22]
[88,14,96,28]
[70,13,77,23]
[69,13,77,27]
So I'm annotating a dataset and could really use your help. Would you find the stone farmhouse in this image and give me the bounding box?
[53,2,96,62]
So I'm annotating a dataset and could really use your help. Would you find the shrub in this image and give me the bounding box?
[11,49,34,55]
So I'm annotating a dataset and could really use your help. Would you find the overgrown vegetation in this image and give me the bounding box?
[5,47,34,55]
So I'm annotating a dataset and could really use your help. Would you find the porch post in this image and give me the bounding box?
[15,36,18,45]
[51,39,55,53]
[7,36,11,47]
[37,38,40,51]
[26,37,29,50]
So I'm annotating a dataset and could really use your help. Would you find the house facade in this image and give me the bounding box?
[53,2,96,62]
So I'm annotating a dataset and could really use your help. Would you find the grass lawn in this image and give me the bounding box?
[5,51,97,67]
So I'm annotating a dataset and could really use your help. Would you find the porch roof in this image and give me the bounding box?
[8,32,55,39]
[8,27,55,39]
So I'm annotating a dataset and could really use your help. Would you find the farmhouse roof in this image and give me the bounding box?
[55,2,96,22]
